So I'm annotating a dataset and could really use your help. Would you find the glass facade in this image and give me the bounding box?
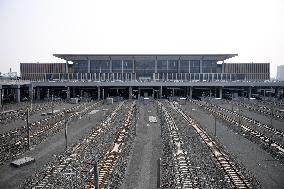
[135,60,155,78]
[72,59,222,75]
[180,60,190,73]
[157,60,167,73]
[90,60,110,73]
[190,60,200,73]
[73,60,88,73]
[123,60,134,73]
[202,60,217,73]
[168,60,178,73]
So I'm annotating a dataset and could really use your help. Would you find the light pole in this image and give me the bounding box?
[26,108,30,150]
[214,115,216,136]
[51,94,54,115]
[1,92,4,112]
[211,113,217,136]
[64,109,68,150]
[157,158,161,189]
[270,106,273,128]
[93,159,99,189]
[238,107,242,126]
[30,89,33,111]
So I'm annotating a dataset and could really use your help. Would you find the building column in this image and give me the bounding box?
[98,86,100,100]
[178,58,181,73]
[15,85,21,103]
[248,86,252,99]
[46,89,50,100]
[73,87,76,98]
[36,87,41,100]
[189,87,193,99]
[166,60,169,80]
[132,57,135,73]
[0,85,2,107]
[200,59,203,73]
[155,57,158,73]
[121,60,124,74]
[80,90,83,98]
[110,58,112,73]
[188,60,191,74]
[87,59,91,73]
[275,87,279,98]
[129,86,133,99]
[66,60,68,73]
[160,86,163,99]
[102,88,105,100]
[219,87,223,99]
[29,84,33,101]
[67,87,70,100]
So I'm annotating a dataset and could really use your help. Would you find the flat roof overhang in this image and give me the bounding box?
[53,54,238,61]
[32,81,284,88]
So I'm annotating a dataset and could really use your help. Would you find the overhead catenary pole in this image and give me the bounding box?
[214,115,216,136]
[270,107,273,128]
[238,107,241,126]
[51,94,54,115]
[64,109,68,150]
[94,160,99,189]
[157,158,161,189]
[26,108,30,150]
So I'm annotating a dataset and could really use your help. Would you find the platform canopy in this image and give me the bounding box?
[53,54,238,61]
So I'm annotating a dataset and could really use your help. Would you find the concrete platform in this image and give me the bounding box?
[10,157,35,168]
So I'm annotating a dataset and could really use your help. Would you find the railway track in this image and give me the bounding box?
[85,101,136,189]
[0,100,64,124]
[204,100,284,139]
[190,100,284,162]
[158,102,194,188]
[225,100,284,121]
[170,101,252,189]
[0,101,101,164]
[23,101,125,188]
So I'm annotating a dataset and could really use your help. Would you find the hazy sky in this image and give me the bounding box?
[0,0,283,77]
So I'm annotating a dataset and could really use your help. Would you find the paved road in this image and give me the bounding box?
[122,101,162,189]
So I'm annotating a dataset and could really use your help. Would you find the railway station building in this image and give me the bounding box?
[1,53,283,104]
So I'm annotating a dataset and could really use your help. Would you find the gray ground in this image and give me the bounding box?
[0,102,77,134]
[182,101,284,189]
[0,99,283,188]
[121,101,162,189]
[217,101,284,132]
[0,101,109,189]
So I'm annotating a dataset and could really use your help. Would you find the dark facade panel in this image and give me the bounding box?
[223,63,270,80]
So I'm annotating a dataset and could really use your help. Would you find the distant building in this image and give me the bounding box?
[20,63,66,80]
[0,71,18,80]
[20,54,270,81]
[223,63,269,81]
[277,65,284,81]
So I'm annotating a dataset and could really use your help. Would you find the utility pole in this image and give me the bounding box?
[26,108,30,150]
[134,106,137,136]
[270,107,273,128]
[94,160,99,189]
[64,109,68,150]
[51,94,54,115]
[214,115,216,136]
[238,107,242,126]
[157,158,161,189]
[30,89,33,111]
